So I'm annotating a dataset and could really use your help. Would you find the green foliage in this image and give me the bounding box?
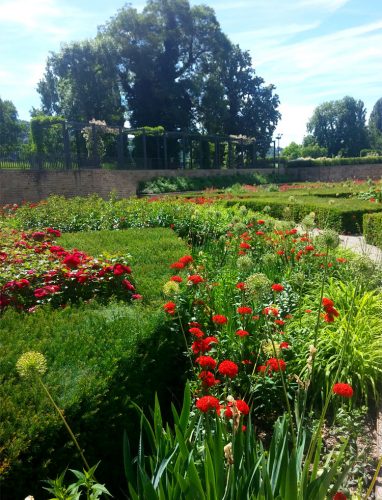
[30,116,65,154]
[287,156,382,167]
[290,280,382,405]
[307,96,369,156]
[223,196,382,234]
[0,301,185,498]
[0,97,24,154]
[124,384,351,499]
[363,211,382,248]
[138,172,268,194]
[37,39,124,124]
[59,228,188,304]
[368,97,382,150]
[44,464,111,499]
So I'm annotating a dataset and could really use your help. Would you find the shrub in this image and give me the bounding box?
[363,211,382,248]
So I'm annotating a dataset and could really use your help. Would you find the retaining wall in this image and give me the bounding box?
[1,164,382,204]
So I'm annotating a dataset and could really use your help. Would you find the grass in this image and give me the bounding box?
[59,228,188,304]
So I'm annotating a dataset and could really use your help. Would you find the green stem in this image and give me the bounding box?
[37,376,90,471]
[365,454,382,499]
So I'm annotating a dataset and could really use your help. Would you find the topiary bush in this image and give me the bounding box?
[363,211,382,248]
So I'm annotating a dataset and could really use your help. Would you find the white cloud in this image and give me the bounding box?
[275,103,315,145]
[295,0,349,11]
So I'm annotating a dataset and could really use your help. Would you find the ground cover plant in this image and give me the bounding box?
[1,191,382,498]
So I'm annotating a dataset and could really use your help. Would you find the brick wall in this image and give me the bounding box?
[0,168,275,204]
[1,164,382,204]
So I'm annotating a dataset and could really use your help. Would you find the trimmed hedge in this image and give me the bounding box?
[223,197,382,234]
[0,228,188,498]
[287,156,382,168]
[363,212,382,249]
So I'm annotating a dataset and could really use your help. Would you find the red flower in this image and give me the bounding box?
[265,358,286,372]
[322,297,334,308]
[237,306,252,315]
[189,321,201,327]
[113,263,131,275]
[224,406,233,419]
[192,337,218,354]
[198,371,219,387]
[195,355,217,369]
[305,245,315,252]
[333,492,347,500]
[333,383,353,398]
[218,360,239,378]
[132,294,143,300]
[212,314,228,324]
[262,306,279,317]
[179,255,193,265]
[271,283,284,292]
[236,399,250,415]
[31,231,46,241]
[275,319,285,326]
[256,230,265,236]
[122,279,135,291]
[257,220,265,225]
[46,227,61,237]
[236,282,246,290]
[196,395,220,413]
[63,252,82,269]
[188,274,204,284]
[170,261,185,269]
[189,327,205,338]
[239,242,251,249]
[236,329,249,337]
[170,275,183,282]
[163,301,176,315]
[280,341,290,349]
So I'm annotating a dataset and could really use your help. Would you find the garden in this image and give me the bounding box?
[1,179,382,499]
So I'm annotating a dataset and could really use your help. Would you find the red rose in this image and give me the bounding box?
[333,383,353,398]
[46,227,61,237]
[218,360,239,378]
[195,395,220,413]
[333,493,347,500]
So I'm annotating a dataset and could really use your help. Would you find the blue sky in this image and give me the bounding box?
[1,0,382,146]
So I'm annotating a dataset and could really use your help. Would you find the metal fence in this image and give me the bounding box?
[0,121,275,171]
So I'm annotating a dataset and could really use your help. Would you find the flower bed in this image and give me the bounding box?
[0,228,137,312]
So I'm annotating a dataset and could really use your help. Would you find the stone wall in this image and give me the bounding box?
[1,164,382,204]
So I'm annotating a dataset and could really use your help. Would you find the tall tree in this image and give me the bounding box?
[0,98,23,153]
[37,39,124,124]
[307,97,368,156]
[368,97,382,149]
[198,44,280,156]
[100,0,224,130]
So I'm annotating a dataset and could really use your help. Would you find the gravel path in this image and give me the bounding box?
[339,235,382,264]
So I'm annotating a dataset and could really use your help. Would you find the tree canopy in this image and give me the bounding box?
[368,97,382,150]
[0,97,25,154]
[306,96,368,157]
[36,0,280,157]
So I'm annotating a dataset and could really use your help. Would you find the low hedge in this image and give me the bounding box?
[1,228,188,498]
[287,156,382,168]
[223,197,382,234]
[363,212,382,248]
[0,304,185,499]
